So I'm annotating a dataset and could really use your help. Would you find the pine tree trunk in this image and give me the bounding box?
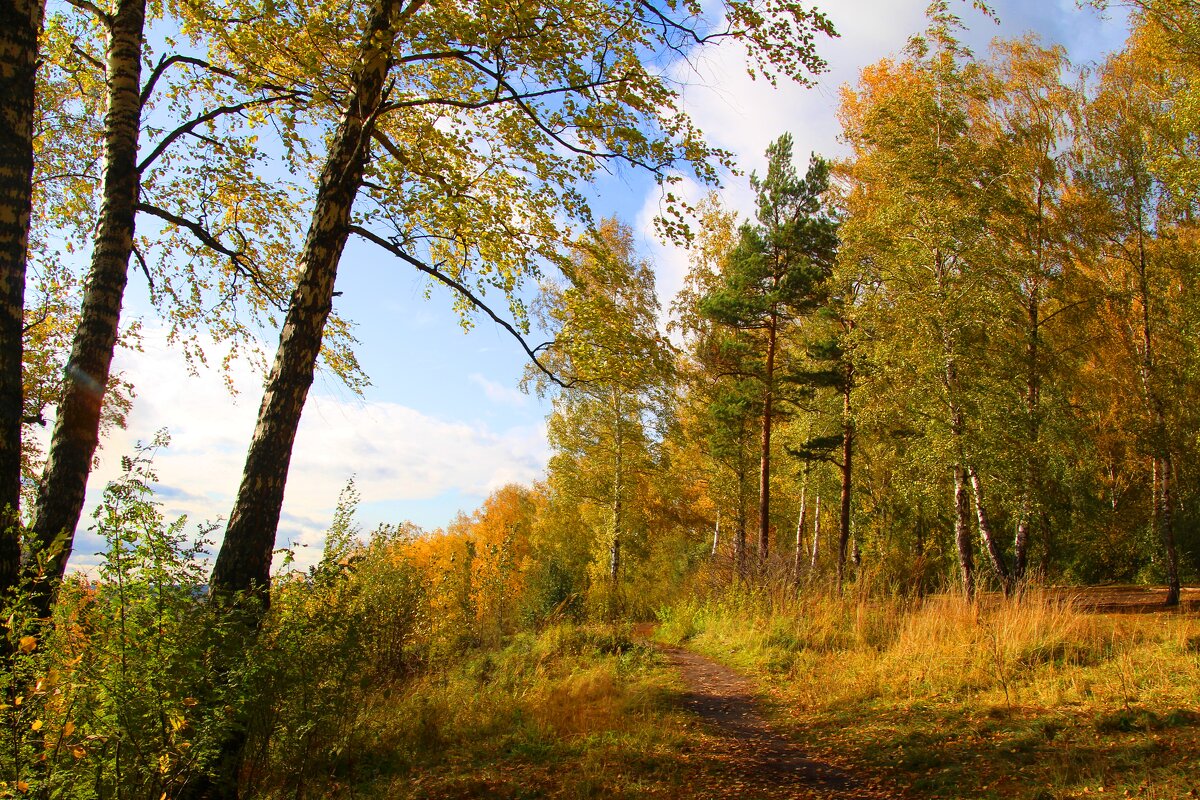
[968,465,1012,596]
[735,456,747,577]
[0,0,43,602]
[209,0,401,607]
[29,0,145,617]
[758,316,776,567]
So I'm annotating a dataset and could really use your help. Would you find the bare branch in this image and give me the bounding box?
[69,43,105,71]
[349,224,570,388]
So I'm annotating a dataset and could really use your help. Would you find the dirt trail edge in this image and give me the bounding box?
[656,643,885,799]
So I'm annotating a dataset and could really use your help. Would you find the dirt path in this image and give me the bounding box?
[657,644,886,799]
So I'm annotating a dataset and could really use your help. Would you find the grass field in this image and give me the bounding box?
[657,587,1200,799]
[301,588,1200,799]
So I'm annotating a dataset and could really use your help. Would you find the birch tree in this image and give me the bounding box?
[201,0,836,602]
[0,0,43,601]
[838,3,1010,596]
[534,220,671,604]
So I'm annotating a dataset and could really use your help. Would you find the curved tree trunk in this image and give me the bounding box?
[210,0,404,605]
[0,0,43,602]
[29,0,146,618]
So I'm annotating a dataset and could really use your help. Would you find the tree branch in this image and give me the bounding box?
[138,92,304,173]
[64,0,111,25]
[136,202,285,307]
[140,54,306,106]
[349,224,570,388]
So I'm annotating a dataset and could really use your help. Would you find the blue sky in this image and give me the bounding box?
[62,0,1131,574]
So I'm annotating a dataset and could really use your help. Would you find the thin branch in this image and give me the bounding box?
[131,243,154,292]
[69,43,105,71]
[136,202,285,307]
[137,92,304,173]
[64,0,111,25]
[350,224,570,388]
[140,54,305,106]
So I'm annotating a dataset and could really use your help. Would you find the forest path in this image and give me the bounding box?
[647,634,888,799]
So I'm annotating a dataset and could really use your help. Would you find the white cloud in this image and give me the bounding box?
[67,326,550,576]
[468,372,528,407]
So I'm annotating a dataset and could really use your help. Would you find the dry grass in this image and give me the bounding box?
[660,587,1200,799]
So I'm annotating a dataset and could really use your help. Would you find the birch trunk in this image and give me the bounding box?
[711,509,720,558]
[0,0,43,600]
[943,324,975,600]
[954,465,975,599]
[968,465,1012,595]
[1014,276,1042,580]
[792,466,808,584]
[809,494,821,572]
[29,0,145,617]
[210,0,404,603]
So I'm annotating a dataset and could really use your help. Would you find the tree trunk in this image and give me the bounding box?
[792,466,808,584]
[711,508,720,558]
[758,316,776,567]
[209,0,401,605]
[1158,455,1181,606]
[610,391,623,584]
[0,0,43,602]
[29,0,145,618]
[836,384,853,595]
[735,458,747,577]
[1014,286,1041,580]
[943,334,975,600]
[968,465,1012,595]
[1130,179,1179,608]
[953,465,975,599]
[809,494,820,572]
